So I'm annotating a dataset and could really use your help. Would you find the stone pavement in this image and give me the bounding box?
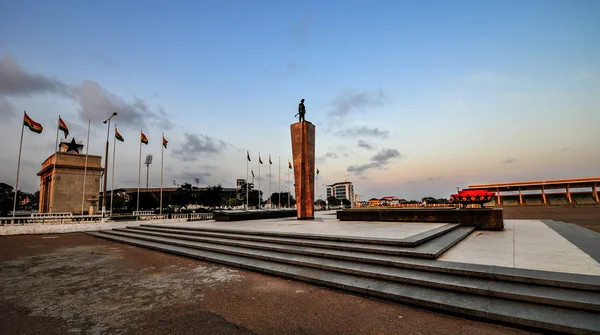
[439,219,600,275]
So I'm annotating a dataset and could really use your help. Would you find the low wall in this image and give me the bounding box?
[213,209,297,221]
[0,218,189,236]
[337,208,504,230]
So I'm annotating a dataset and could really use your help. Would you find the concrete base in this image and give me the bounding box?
[213,210,298,222]
[337,208,504,230]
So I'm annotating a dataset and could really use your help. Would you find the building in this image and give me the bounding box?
[368,198,381,207]
[236,178,246,199]
[37,151,103,214]
[467,176,599,206]
[326,181,354,202]
[380,196,400,206]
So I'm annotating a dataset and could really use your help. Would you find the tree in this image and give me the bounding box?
[421,197,438,204]
[236,180,253,205]
[327,196,341,206]
[204,184,223,208]
[269,192,296,207]
[341,198,351,207]
[0,183,14,216]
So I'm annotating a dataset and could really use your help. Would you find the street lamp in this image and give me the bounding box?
[102,112,117,215]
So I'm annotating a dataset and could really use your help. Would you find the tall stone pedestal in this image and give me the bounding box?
[290,121,315,219]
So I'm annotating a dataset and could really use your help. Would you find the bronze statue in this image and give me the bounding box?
[296,98,306,122]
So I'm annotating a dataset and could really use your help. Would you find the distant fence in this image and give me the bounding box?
[1,212,214,225]
[358,204,458,209]
[0,215,104,225]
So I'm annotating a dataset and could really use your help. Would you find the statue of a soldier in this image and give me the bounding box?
[295,98,306,122]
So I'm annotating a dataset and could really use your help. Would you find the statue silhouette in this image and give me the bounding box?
[296,98,306,122]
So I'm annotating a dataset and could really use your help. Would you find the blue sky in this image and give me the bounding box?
[1,0,599,200]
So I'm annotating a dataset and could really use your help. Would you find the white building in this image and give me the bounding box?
[326,181,354,204]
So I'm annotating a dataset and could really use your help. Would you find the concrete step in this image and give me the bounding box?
[127,224,464,256]
[113,226,474,259]
[117,226,600,291]
[87,231,600,335]
[99,229,600,312]
[140,223,460,246]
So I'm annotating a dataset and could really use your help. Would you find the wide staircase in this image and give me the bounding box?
[88,223,600,334]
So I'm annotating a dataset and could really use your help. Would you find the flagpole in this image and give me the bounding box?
[50,115,60,213]
[81,119,90,215]
[246,152,249,210]
[278,156,281,209]
[160,132,164,216]
[287,159,290,208]
[12,114,25,219]
[269,155,272,208]
[110,124,116,215]
[137,129,142,215]
[252,152,262,209]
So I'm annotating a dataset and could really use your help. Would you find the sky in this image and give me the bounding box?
[1,0,599,201]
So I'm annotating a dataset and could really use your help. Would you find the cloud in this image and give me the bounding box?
[502,158,517,164]
[328,89,385,122]
[357,140,375,150]
[317,146,346,164]
[291,12,313,47]
[336,126,389,138]
[175,171,212,186]
[0,96,15,118]
[172,132,228,162]
[347,148,401,175]
[71,81,148,125]
[0,55,69,96]
[408,176,441,184]
[0,55,172,128]
[559,147,570,152]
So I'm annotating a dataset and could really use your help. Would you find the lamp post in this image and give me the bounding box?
[102,112,117,215]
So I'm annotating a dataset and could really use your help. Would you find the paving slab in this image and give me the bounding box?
[161,213,447,241]
[440,220,600,276]
[542,220,600,262]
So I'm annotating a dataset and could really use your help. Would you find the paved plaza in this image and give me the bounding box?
[1,208,599,334]
[162,212,600,276]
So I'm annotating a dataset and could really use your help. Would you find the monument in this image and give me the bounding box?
[37,138,102,214]
[291,98,315,219]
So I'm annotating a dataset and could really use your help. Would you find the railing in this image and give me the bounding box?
[1,215,103,225]
[360,204,458,208]
[1,212,213,225]
[31,212,73,218]
[188,213,213,221]
[133,211,154,216]
[138,214,168,221]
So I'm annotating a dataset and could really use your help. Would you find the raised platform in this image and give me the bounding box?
[88,222,600,334]
[213,209,297,221]
[337,208,504,230]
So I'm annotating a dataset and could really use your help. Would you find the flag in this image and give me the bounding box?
[288,161,292,169]
[316,168,320,175]
[58,117,69,138]
[259,154,263,164]
[269,154,272,164]
[162,136,168,149]
[23,112,43,134]
[141,132,149,145]
[251,170,254,178]
[247,150,251,161]
[115,128,124,142]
